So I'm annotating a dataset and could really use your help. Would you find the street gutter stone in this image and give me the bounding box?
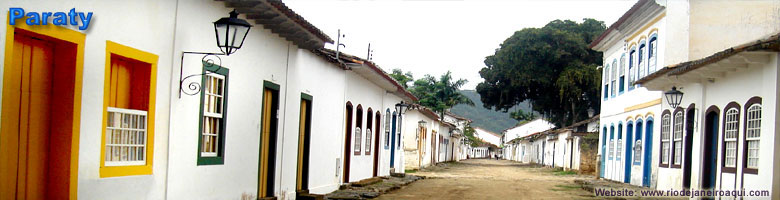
[325,174,423,199]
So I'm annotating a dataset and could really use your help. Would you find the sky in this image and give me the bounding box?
[285,0,637,90]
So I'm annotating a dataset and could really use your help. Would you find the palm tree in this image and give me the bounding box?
[411,71,474,120]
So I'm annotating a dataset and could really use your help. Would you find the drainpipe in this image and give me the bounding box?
[277,42,292,197]
[164,0,181,198]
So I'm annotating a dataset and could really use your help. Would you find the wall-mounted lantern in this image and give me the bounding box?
[395,101,411,114]
[213,10,252,56]
[179,10,252,98]
[664,87,684,109]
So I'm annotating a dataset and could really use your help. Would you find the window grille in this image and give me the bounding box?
[354,127,362,153]
[638,43,646,78]
[673,112,683,165]
[661,114,670,165]
[201,74,225,157]
[105,107,148,166]
[745,105,761,169]
[724,108,739,168]
[649,37,657,73]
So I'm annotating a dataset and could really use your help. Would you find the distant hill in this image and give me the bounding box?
[450,90,532,134]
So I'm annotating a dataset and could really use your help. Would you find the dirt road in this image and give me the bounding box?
[377,159,596,200]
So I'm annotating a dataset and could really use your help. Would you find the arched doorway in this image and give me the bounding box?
[390,112,397,168]
[342,102,353,183]
[600,126,607,178]
[701,106,719,190]
[642,118,653,187]
[683,104,695,189]
[625,122,633,183]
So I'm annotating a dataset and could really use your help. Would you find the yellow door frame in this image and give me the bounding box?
[3,21,85,199]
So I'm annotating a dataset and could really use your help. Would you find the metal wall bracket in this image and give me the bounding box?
[178,51,225,98]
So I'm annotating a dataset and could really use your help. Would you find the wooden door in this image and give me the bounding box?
[259,86,279,198]
[372,112,380,177]
[431,131,437,164]
[342,103,353,183]
[1,32,74,200]
[296,97,312,192]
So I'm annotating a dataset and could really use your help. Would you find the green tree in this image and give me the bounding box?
[477,19,604,127]
[510,110,535,122]
[463,126,482,147]
[389,68,414,89]
[410,71,475,119]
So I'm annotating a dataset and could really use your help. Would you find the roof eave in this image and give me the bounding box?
[222,0,334,50]
[637,32,780,90]
[589,0,665,50]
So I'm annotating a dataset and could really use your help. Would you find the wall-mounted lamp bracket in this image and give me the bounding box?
[178,51,225,98]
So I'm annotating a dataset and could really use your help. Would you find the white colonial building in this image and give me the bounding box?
[590,0,679,188]
[443,112,471,161]
[502,119,555,161]
[634,5,780,199]
[0,0,419,199]
[402,106,439,170]
[593,0,780,198]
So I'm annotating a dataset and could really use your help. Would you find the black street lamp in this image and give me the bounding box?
[214,10,252,56]
[178,10,253,98]
[665,86,684,109]
[395,101,411,114]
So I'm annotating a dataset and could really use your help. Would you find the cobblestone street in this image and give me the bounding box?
[378,159,597,200]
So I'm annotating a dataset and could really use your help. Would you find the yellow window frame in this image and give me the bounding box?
[99,41,158,177]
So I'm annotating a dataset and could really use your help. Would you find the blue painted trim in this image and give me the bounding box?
[633,119,644,166]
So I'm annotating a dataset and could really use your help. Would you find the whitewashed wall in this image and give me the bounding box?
[402,110,436,169]
[504,119,555,141]
[0,0,177,199]
[474,128,500,146]
[652,54,778,196]
[287,51,348,194]
[166,1,297,199]
[598,8,667,188]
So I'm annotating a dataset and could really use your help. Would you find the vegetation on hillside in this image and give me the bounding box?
[450,90,529,134]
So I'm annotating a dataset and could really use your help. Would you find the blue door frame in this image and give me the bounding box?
[702,112,718,189]
[600,127,607,178]
[642,119,653,187]
[390,114,397,167]
[624,123,633,183]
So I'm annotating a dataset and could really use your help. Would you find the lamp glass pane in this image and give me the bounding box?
[215,23,227,47]
[230,25,249,48]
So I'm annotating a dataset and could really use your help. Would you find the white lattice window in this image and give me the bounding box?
[661,114,670,165]
[619,56,626,92]
[609,139,614,160]
[201,74,225,157]
[629,49,636,86]
[611,63,616,96]
[385,111,391,148]
[105,107,148,166]
[638,43,646,78]
[616,139,622,160]
[354,127,362,153]
[649,37,657,73]
[366,128,372,154]
[724,108,739,168]
[746,104,761,169]
[673,112,683,165]
[633,140,642,164]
